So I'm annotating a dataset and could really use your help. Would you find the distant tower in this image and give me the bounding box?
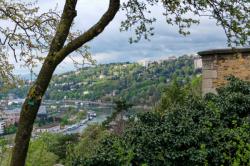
[198,48,250,96]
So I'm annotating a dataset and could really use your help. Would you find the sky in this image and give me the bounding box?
[13,0,229,77]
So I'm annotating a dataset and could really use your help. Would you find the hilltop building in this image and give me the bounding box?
[198,48,250,95]
[137,56,177,67]
[194,57,202,69]
[137,59,151,67]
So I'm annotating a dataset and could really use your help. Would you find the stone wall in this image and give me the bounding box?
[198,48,250,95]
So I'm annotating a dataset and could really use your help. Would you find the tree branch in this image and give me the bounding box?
[53,0,120,65]
[48,0,78,54]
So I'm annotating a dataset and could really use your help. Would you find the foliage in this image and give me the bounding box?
[114,99,133,112]
[155,78,187,114]
[206,76,250,127]
[1,133,79,165]
[25,138,59,166]
[4,124,17,135]
[65,124,110,166]
[66,77,250,165]
[59,107,79,126]
[8,56,199,106]
[39,133,79,163]
[121,0,250,45]
[1,135,60,166]
[155,75,202,114]
[103,99,133,128]
[0,137,9,166]
[75,111,87,122]
[0,0,59,86]
[188,75,202,97]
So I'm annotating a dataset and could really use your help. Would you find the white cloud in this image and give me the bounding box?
[11,0,230,76]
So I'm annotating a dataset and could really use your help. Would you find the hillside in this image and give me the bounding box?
[7,55,201,106]
[46,55,200,104]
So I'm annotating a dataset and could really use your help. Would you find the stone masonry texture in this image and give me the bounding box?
[198,48,250,95]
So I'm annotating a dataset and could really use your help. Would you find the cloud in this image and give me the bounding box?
[12,0,230,75]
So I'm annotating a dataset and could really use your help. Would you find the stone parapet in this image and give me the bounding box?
[198,48,250,95]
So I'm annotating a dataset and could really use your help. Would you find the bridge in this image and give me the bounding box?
[44,99,114,107]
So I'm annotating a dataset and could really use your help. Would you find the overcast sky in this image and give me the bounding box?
[14,0,229,76]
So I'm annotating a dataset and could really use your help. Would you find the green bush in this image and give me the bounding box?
[68,77,250,166]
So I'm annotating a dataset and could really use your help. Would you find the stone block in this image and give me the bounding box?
[202,60,215,69]
[202,78,213,89]
[200,48,250,95]
[203,70,217,79]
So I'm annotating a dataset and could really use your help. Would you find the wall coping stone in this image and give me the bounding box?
[198,48,250,56]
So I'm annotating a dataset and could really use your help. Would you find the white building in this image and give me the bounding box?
[194,57,202,69]
[137,59,151,67]
[156,56,177,63]
[38,106,47,115]
[0,121,6,135]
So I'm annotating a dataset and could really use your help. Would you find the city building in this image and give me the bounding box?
[194,57,202,69]
[2,108,20,125]
[198,48,250,95]
[0,121,6,135]
[35,124,61,133]
[7,93,16,100]
[137,59,151,67]
[37,106,48,120]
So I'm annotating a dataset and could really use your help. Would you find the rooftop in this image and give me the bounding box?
[198,48,250,56]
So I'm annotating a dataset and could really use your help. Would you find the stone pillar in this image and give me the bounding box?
[198,48,250,96]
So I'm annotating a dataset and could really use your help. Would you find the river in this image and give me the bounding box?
[64,106,113,134]
[63,105,151,134]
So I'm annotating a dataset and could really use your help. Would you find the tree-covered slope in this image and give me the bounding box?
[65,77,250,166]
[44,55,200,105]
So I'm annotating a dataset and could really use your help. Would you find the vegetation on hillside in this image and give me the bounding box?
[7,56,200,106]
[64,77,250,166]
[1,76,249,166]
[48,56,198,105]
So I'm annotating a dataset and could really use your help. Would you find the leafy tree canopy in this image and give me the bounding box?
[67,77,250,166]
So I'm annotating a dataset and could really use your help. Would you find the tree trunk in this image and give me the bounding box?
[10,60,56,166]
[10,0,120,165]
